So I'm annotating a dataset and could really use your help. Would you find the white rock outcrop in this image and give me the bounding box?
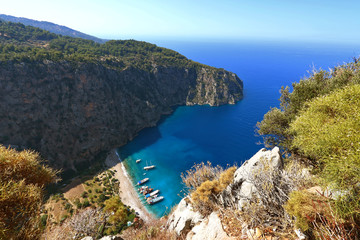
[186,212,235,240]
[232,147,282,208]
[167,147,283,239]
[167,198,203,235]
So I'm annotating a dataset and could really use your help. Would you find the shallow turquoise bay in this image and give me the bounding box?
[117,40,360,217]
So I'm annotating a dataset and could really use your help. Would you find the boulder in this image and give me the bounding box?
[167,198,203,235]
[186,212,234,240]
[99,236,123,240]
[232,147,283,208]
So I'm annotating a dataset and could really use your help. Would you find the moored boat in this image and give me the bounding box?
[136,159,141,163]
[142,187,153,195]
[144,165,155,170]
[147,196,164,204]
[138,186,148,193]
[145,189,159,198]
[137,178,149,185]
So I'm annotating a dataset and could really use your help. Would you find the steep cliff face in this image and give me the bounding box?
[0,60,242,170]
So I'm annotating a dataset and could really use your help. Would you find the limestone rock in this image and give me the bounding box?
[168,147,283,239]
[82,236,122,240]
[186,212,234,240]
[167,198,203,236]
[231,147,283,208]
[81,237,93,240]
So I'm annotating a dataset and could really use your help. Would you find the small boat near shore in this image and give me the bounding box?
[142,187,154,195]
[145,189,159,199]
[147,196,164,205]
[138,186,148,193]
[144,165,156,170]
[136,159,141,163]
[137,178,149,185]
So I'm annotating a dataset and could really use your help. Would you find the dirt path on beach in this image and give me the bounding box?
[105,149,155,223]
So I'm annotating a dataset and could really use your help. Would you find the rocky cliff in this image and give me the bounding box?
[167,147,286,239]
[0,60,242,170]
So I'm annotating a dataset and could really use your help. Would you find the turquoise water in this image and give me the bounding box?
[117,40,360,217]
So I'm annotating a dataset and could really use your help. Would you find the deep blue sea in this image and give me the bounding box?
[117,40,360,217]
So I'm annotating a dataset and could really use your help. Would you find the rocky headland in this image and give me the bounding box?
[0,60,242,171]
[0,20,243,172]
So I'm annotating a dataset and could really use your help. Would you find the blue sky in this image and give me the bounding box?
[1,0,360,43]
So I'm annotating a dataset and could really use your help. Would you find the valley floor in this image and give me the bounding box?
[105,149,155,223]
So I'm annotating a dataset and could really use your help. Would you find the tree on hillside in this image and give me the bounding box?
[0,145,58,240]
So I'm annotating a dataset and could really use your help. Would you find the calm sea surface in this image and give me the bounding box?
[117,40,360,217]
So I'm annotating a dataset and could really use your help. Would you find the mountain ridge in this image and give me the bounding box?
[0,13,106,43]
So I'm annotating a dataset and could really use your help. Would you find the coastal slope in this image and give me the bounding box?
[0,14,105,43]
[0,20,243,171]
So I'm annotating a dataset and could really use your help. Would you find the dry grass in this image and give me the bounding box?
[182,164,237,216]
[181,161,223,191]
[63,178,85,200]
[0,145,57,240]
[121,217,178,240]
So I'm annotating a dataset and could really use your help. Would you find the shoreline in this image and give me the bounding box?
[105,149,155,223]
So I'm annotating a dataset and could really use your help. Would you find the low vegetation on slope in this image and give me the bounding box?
[258,59,360,239]
[0,20,211,72]
[0,145,57,240]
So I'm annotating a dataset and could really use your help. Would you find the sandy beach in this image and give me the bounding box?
[105,149,155,223]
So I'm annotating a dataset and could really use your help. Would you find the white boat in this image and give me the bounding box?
[137,178,149,185]
[144,165,156,170]
[136,159,141,163]
[148,196,164,204]
[145,189,159,198]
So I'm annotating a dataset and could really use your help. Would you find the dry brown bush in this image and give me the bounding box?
[182,164,237,216]
[0,145,58,240]
[181,161,223,191]
[232,157,305,238]
[285,189,358,239]
[45,208,109,240]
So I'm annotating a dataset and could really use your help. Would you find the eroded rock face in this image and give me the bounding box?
[231,147,283,208]
[167,198,203,236]
[0,61,242,170]
[168,147,283,239]
[186,212,235,240]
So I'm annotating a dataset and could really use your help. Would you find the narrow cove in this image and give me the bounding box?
[117,40,360,218]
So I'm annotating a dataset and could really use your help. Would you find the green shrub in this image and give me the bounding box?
[74,198,82,209]
[257,60,360,151]
[98,194,107,203]
[64,203,72,211]
[82,199,90,208]
[285,190,328,231]
[40,214,48,229]
[289,85,360,229]
[81,191,88,198]
[290,85,360,193]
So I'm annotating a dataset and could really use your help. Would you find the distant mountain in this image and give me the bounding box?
[0,14,106,43]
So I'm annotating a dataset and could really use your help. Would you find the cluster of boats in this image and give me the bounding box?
[135,159,164,205]
[138,185,164,204]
